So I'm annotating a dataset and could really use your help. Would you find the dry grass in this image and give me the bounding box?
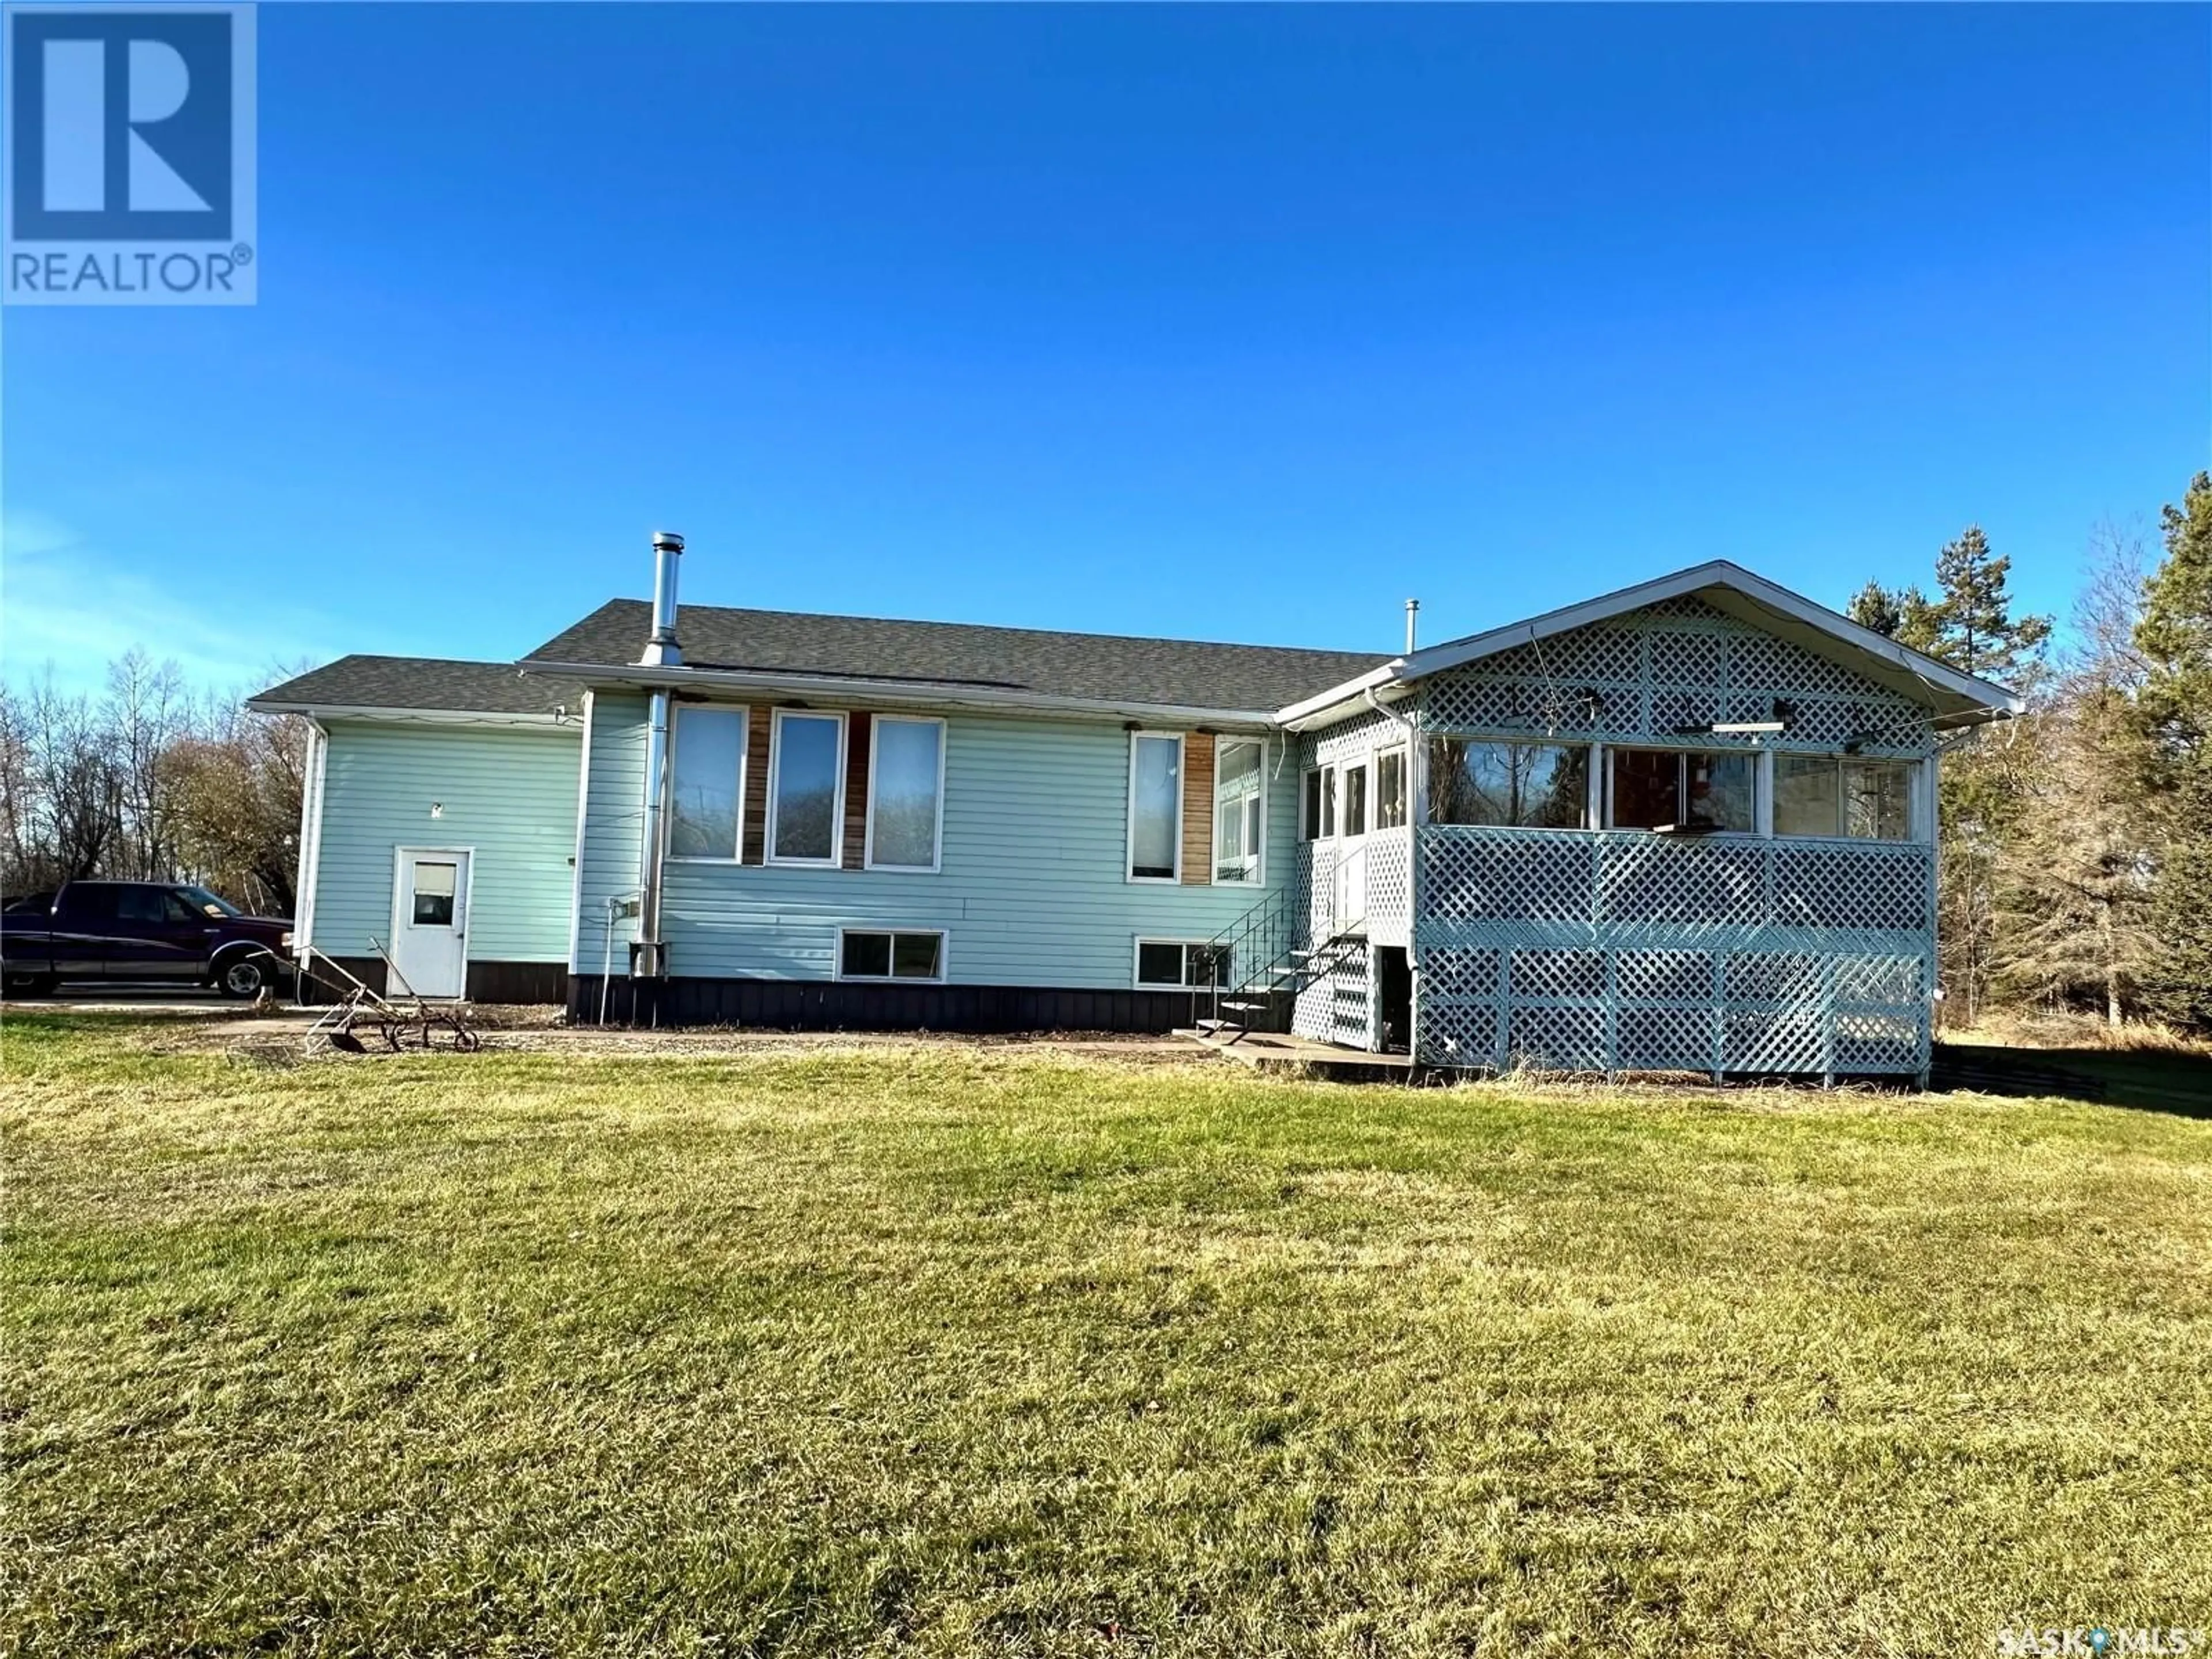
[5,1014,2210,1657]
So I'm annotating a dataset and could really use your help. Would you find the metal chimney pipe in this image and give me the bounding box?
[632,531,685,998]
[1404,598,1421,655]
[641,531,685,667]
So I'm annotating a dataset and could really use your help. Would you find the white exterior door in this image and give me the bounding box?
[391,849,470,998]
[1335,759,1370,927]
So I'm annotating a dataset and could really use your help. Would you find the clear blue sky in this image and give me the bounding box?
[5,2,2207,691]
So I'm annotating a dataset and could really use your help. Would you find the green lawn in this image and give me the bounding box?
[4,1017,2209,1658]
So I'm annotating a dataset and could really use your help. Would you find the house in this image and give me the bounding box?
[249,537,2021,1080]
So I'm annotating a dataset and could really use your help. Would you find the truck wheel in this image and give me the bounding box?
[215,956,270,999]
[3,971,56,998]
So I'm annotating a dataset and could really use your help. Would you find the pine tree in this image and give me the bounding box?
[1844,579,1950,660]
[1926,527,2054,681]
[1849,527,2054,1024]
[1847,580,1904,638]
[2134,471,2212,1030]
[2135,472,2212,791]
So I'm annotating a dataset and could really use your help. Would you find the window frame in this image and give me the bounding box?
[1426,737,1594,832]
[1602,744,1757,835]
[665,702,750,863]
[835,926,950,983]
[1772,752,1920,843]
[1131,936,1229,991]
[862,713,948,874]
[1374,745,1408,831]
[766,707,849,868]
[1211,736,1268,888]
[1300,766,1330,841]
[1340,758,1370,840]
[1125,729,1185,884]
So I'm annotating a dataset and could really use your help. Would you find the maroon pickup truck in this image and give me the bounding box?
[1,880,293,999]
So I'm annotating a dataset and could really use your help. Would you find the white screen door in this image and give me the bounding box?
[391,849,470,998]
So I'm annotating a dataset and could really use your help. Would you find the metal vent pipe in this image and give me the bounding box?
[632,530,684,993]
[641,531,685,667]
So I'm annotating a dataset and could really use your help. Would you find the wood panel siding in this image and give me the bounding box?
[740,702,772,865]
[1180,732,1214,886]
[842,712,872,871]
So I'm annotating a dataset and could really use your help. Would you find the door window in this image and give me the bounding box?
[411,862,458,926]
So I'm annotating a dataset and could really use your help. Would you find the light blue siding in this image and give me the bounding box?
[573,696,1297,987]
[311,719,581,963]
[574,694,649,977]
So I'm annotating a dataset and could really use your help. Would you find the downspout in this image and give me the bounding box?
[291,717,328,1001]
[1364,684,1422,1066]
[632,532,685,994]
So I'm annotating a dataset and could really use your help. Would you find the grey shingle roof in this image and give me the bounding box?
[249,656,582,716]
[525,600,1389,713]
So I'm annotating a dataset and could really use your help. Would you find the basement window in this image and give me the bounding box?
[1607,748,1753,833]
[1134,938,1231,990]
[838,929,946,982]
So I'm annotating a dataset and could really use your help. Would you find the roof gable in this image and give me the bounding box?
[1278,560,2024,730]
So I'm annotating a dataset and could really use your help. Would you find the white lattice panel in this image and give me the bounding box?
[1413,826,1933,1075]
[1293,940,1372,1048]
[1362,828,1412,946]
[1301,709,1403,770]
[1417,596,1932,756]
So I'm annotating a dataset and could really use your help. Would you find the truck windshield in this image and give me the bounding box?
[179,886,241,918]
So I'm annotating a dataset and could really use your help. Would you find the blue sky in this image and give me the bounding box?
[5,3,2207,692]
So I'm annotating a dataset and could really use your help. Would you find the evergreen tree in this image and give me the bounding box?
[1849,526,2052,1024]
[1847,580,1904,638]
[2135,471,2212,791]
[1926,527,2054,680]
[2134,471,2212,1030]
[1844,579,1945,657]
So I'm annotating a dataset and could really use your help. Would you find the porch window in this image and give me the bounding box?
[1213,737,1266,885]
[1428,739,1589,830]
[668,704,746,859]
[769,710,846,865]
[1375,747,1408,830]
[1301,766,1337,840]
[1607,748,1753,833]
[1775,755,1913,840]
[1342,762,1368,838]
[866,715,945,871]
[1135,938,1230,989]
[839,928,945,981]
[1128,732,1183,881]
